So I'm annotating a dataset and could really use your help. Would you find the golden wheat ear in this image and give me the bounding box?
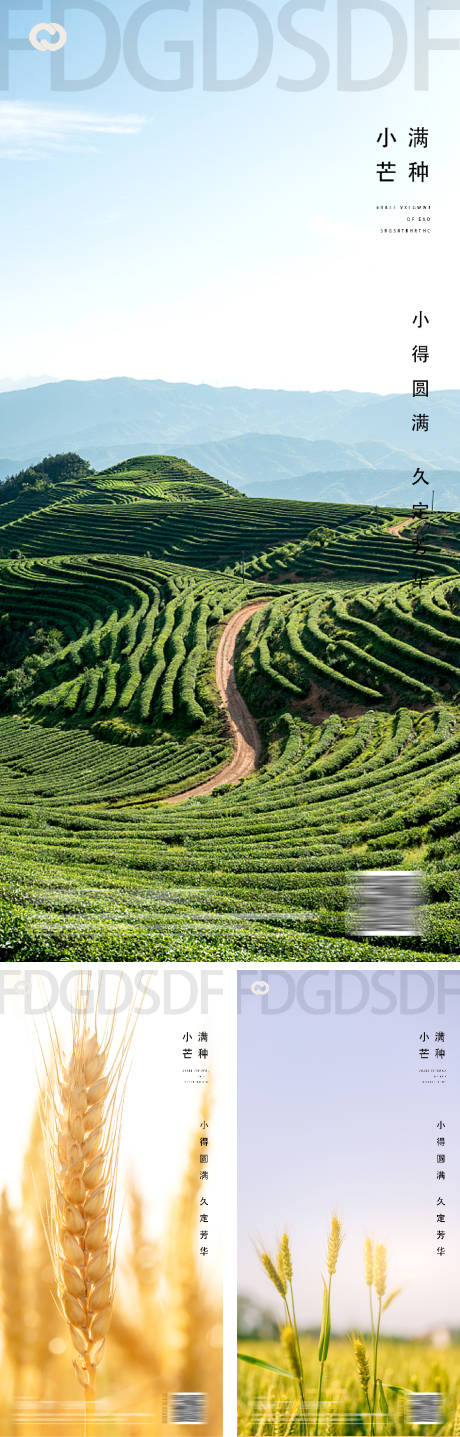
[374,1244,387,1299]
[41,980,136,1417]
[351,1335,371,1396]
[364,1238,374,1287]
[277,1233,293,1286]
[326,1215,343,1277]
[259,1250,287,1299]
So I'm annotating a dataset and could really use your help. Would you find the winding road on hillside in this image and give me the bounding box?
[163,520,418,807]
[387,516,416,537]
[165,600,268,804]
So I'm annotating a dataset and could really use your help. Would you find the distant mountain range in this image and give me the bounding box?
[0,376,57,394]
[181,437,460,510]
[0,377,459,508]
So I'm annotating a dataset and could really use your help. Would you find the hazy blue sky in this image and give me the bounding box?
[238,968,460,1334]
[1,0,459,389]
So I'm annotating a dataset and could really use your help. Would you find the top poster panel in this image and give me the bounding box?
[0,0,459,961]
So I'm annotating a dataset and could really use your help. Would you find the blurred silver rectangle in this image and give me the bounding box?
[404,1391,443,1425]
[349,870,423,937]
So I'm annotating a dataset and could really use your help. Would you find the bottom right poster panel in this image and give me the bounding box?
[237,966,460,1436]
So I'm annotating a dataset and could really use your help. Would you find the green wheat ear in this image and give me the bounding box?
[318,1277,331,1364]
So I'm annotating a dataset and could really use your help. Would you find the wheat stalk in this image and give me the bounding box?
[368,1242,401,1436]
[352,1334,372,1423]
[314,1215,344,1436]
[258,1237,309,1435]
[364,1239,375,1345]
[41,981,134,1436]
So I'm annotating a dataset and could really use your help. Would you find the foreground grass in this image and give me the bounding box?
[238,1336,460,1434]
[0,886,455,961]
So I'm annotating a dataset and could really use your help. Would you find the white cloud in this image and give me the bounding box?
[0,100,148,157]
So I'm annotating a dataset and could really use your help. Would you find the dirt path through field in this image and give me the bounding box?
[164,600,269,804]
[387,516,416,536]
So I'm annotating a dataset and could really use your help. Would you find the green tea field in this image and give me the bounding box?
[1,454,460,960]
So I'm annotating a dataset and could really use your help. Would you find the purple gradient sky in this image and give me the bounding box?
[238,967,460,1334]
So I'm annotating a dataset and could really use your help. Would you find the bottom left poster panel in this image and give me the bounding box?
[0,963,235,1437]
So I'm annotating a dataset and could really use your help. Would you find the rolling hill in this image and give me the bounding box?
[1,451,460,962]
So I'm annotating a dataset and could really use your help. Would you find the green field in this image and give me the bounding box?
[1,453,460,960]
[238,1337,460,1434]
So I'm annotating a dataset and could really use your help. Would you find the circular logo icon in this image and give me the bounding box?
[29,22,67,51]
[250,981,270,996]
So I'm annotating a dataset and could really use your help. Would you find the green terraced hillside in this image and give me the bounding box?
[236,580,460,713]
[0,555,257,738]
[1,453,460,961]
[0,453,431,572]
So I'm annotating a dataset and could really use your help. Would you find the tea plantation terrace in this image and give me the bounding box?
[0,453,459,959]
